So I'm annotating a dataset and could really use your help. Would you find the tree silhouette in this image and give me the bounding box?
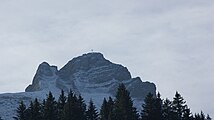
[13,101,27,120]
[57,90,67,120]
[77,95,87,120]
[114,84,139,120]
[86,99,98,120]
[13,87,212,120]
[141,92,156,120]
[100,98,109,120]
[172,91,186,120]
[43,92,58,120]
[26,98,42,120]
[182,106,193,120]
[162,98,175,120]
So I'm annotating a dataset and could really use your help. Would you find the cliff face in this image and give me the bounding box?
[0,52,156,120]
[25,62,58,92]
[26,52,156,100]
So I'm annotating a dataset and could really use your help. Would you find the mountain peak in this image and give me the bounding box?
[25,52,156,103]
[57,52,131,84]
[79,52,105,59]
[37,61,57,76]
[66,52,109,70]
[40,61,50,67]
[25,62,58,92]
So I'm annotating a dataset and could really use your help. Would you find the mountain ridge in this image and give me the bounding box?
[26,52,156,99]
[0,52,156,120]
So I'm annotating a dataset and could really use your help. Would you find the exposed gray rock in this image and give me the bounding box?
[25,52,156,101]
[57,53,131,83]
[0,52,156,120]
[25,62,58,92]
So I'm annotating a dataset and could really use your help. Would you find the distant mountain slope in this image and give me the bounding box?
[0,52,156,120]
[26,52,156,99]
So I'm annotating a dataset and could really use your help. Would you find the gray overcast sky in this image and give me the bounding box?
[0,0,214,117]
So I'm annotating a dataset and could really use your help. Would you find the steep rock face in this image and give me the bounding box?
[25,52,156,101]
[25,62,58,92]
[0,52,156,120]
[55,53,134,94]
[57,53,131,83]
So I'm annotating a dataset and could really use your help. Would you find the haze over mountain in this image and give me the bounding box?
[0,53,155,120]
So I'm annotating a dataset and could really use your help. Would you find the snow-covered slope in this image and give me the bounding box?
[0,52,156,120]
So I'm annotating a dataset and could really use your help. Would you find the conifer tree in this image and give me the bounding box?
[43,92,58,120]
[86,99,99,120]
[114,84,139,120]
[13,101,27,120]
[194,112,206,120]
[63,90,84,120]
[172,91,186,120]
[57,90,67,120]
[206,114,212,120]
[141,92,163,120]
[27,101,34,120]
[58,90,67,110]
[153,92,163,120]
[27,98,42,120]
[194,113,199,120]
[132,107,140,120]
[100,98,109,120]
[183,106,193,120]
[41,99,46,119]
[107,97,114,120]
[13,88,212,120]
[141,92,156,120]
[200,111,205,120]
[77,95,87,120]
[162,98,174,120]
[63,90,74,120]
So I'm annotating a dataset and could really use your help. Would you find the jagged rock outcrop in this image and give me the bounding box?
[0,52,156,120]
[25,62,58,92]
[25,52,156,100]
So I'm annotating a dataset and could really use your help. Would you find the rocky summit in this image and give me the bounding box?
[26,52,156,100]
[0,52,156,120]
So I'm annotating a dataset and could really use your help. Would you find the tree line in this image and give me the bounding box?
[12,84,211,120]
